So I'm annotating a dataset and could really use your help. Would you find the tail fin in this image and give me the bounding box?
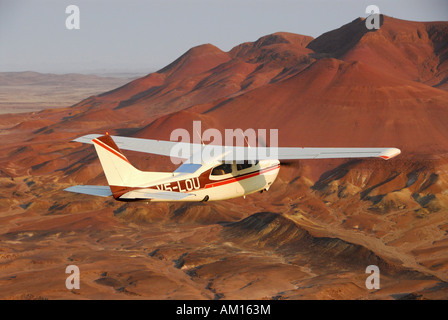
[92,134,172,198]
[92,134,139,187]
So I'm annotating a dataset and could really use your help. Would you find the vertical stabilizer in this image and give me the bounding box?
[92,134,139,187]
[91,134,173,198]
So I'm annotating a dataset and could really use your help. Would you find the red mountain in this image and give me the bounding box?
[308,16,448,89]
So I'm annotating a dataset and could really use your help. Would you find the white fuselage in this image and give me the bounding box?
[123,159,280,202]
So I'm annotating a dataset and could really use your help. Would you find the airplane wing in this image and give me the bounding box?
[196,146,401,161]
[265,146,401,160]
[73,134,400,162]
[64,184,196,201]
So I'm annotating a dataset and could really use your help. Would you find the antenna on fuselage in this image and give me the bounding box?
[241,132,251,148]
[195,129,205,147]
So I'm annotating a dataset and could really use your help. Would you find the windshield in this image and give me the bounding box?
[174,163,202,173]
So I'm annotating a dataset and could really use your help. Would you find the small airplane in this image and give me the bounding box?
[64,133,401,202]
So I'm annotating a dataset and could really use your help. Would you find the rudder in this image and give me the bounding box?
[92,134,140,187]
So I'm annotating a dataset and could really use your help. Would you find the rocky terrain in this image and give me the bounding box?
[0,15,447,299]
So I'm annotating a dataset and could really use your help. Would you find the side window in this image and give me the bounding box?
[237,160,258,171]
[237,160,252,171]
[211,163,232,176]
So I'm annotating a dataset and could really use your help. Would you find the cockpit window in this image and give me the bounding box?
[211,163,232,175]
[236,160,258,171]
[237,160,252,171]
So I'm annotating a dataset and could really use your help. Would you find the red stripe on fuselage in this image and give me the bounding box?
[112,164,280,200]
[93,138,131,164]
[204,164,279,189]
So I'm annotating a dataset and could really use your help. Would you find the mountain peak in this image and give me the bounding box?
[307,15,448,86]
[308,15,448,57]
[228,32,314,68]
[253,32,314,48]
[186,43,225,55]
[306,16,375,57]
[157,43,230,79]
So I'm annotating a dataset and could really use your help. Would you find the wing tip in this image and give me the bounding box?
[378,148,401,160]
[72,134,102,144]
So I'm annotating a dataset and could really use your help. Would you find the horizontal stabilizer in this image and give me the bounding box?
[64,185,112,197]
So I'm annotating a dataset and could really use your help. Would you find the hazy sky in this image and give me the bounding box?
[1,0,447,74]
